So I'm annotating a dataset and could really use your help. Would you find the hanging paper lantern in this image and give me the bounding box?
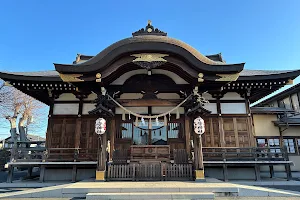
[95,118,106,135]
[194,117,205,135]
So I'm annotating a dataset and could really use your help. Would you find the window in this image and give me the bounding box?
[257,138,267,147]
[256,138,280,153]
[284,138,296,153]
[168,122,182,138]
[297,139,300,154]
[120,123,133,139]
[268,138,281,153]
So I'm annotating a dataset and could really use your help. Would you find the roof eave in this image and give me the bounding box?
[0,72,62,82]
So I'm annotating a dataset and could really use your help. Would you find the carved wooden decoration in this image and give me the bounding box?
[131,53,168,70]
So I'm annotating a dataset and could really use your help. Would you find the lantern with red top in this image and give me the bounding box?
[95,118,106,135]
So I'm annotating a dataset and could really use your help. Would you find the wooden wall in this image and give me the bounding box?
[46,115,98,161]
[202,116,253,148]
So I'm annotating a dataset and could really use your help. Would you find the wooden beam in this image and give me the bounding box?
[118,99,180,107]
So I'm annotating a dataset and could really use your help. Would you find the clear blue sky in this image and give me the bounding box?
[0,1,300,137]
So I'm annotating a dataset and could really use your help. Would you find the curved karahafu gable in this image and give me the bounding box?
[54,24,244,75]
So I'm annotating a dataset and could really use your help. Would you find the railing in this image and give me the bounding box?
[6,145,98,162]
[202,147,289,161]
[107,163,193,181]
[46,148,97,162]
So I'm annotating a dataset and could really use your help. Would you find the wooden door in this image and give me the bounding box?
[202,118,220,147]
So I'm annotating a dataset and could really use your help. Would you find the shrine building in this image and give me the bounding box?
[1,21,300,182]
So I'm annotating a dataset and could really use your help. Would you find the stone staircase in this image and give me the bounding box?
[61,182,239,199]
[86,192,215,200]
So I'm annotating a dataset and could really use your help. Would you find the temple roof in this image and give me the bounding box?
[1,69,299,81]
[55,35,244,74]
[256,82,300,106]
[0,22,299,105]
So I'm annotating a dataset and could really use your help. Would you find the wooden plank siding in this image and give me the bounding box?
[46,116,98,161]
[202,116,252,148]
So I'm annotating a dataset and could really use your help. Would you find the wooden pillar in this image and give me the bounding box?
[217,98,225,147]
[285,164,292,181]
[75,97,83,150]
[60,118,66,148]
[245,98,256,147]
[74,118,82,149]
[209,118,215,147]
[185,116,191,158]
[109,118,116,161]
[198,135,204,169]
[101,133,107,170]
[96,132,107,181]
[269,166,274,178]
[27,166,33,177]
[194,131,205,181]
[39,165,45,182]
[233,118,240,147]
[7,165,13,183]
[254,164,261,181]
[72,165,77,183]
[279,127,284,148]
[46,97,54,148]
[223,164,228,182]
[193,131,199,169]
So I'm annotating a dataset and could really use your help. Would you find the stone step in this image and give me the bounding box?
[86,192,215,200]
[63,186,238,194]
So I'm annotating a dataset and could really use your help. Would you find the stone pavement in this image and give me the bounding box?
[1,179,300,199]
[1,197,300,200]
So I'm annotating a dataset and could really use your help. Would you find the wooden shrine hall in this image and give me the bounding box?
[1,21,300,182]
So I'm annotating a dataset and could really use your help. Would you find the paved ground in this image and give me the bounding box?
[0,197,300,199]
[258,185,300,193]
[0,171,28,183]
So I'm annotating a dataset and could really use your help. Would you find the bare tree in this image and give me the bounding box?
[0,79,46,142]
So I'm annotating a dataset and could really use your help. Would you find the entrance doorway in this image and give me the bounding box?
[132,120,167,145]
